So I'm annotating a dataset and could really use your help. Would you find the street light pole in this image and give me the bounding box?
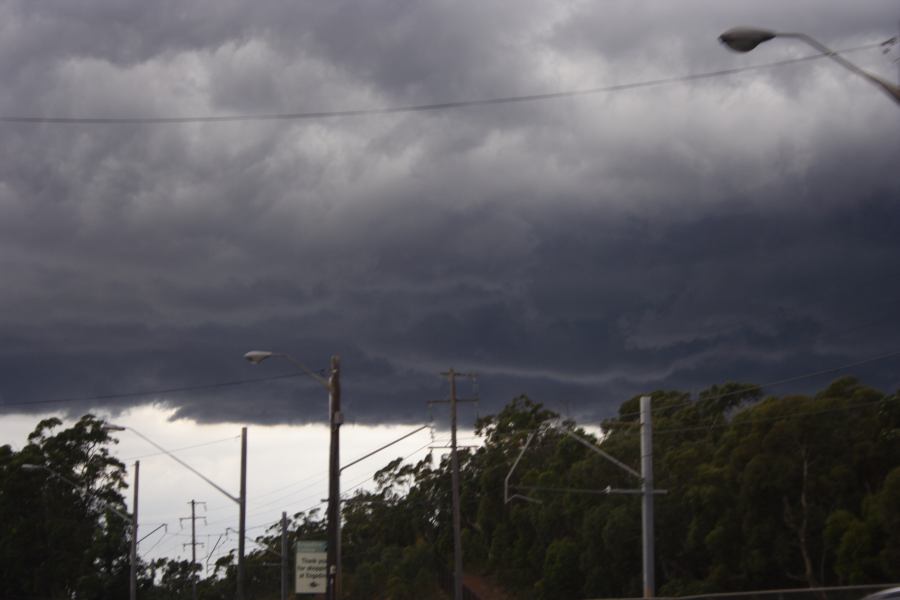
[238,427,248,600]
[105,425,247,600]
[243,350,342,600]
[719,26,900,105]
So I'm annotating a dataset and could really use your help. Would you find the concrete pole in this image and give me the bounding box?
[130,460,139,600]
[327,355,342,600]
[237,427,247,600]
[640,395,655,598]
[281,511,289,600]
[449,369,463,600]
[191,500,198,600]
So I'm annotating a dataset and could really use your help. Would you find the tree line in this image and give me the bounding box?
[1,376,897,599]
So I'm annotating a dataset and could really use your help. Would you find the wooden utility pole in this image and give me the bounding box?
[327,355,342,600]
[431,369,477,600]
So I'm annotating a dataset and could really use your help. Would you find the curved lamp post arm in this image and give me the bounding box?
[107,425,240,504]
[243,351,329,389]
[719,27,900,105]
[779,32,900,103]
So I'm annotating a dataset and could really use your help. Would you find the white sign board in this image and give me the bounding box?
[295,541,327,594]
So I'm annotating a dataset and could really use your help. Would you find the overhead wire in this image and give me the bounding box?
[0,42,887,125]
[142,531,172,558]
[650,395,897,435]
[0,370,323,408]
[205,435,440,528]
[609,346,900,421]
[119,435,241,461]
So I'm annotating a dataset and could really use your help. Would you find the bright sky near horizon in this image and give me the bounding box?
[1,406,455,567]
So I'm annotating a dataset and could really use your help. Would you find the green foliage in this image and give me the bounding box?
[331,379,899,599]
[0,414,131,599]
[2,378,898,599]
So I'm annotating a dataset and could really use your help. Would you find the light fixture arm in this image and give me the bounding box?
[719,26,900,105]
[111,426,240,504]
[779,32,900,103]
[243,350,330,389]
[278,354,330,389]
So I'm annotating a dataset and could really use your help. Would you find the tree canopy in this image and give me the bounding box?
[1,377,897,599]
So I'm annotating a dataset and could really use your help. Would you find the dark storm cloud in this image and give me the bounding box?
[1,0,899,426]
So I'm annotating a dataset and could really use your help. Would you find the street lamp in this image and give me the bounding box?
[98,425,142,600]
[243,350,342,600]
[105,425,248,600]
[22,462,138,599]
[719,26,900,105]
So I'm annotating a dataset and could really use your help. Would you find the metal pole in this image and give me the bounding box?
[130,460,139,600]
[327,355,342,600]
[449,369,463,600]
[281,512,289,600]
[640,395,655,598]
[238,427,247,600]
[191,500,198,600]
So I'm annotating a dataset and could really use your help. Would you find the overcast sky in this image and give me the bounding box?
[2,0,899,427]
[2,0,900,570]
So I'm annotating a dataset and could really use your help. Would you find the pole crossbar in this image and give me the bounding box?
[560,428,642,480]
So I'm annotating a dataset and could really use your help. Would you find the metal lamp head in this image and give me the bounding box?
[103,424,126,432]
[243,350,274,365]
[719,27,777,52]
[21,464,43,472]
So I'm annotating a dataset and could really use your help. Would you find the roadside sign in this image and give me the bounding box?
[295,540,327,594]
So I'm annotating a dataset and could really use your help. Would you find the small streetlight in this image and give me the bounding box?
[243,350,342,600]
[719,26,900,105]
[104,425,248,600]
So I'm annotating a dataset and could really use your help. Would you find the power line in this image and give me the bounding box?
[612,346,900,421]
[0,370,322,408]
[340,438,439,498]
[238,437,441,531]
[120,435,240,461]
[649,396,898,435]
[208,437,442,528]
[0,43,885,125]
